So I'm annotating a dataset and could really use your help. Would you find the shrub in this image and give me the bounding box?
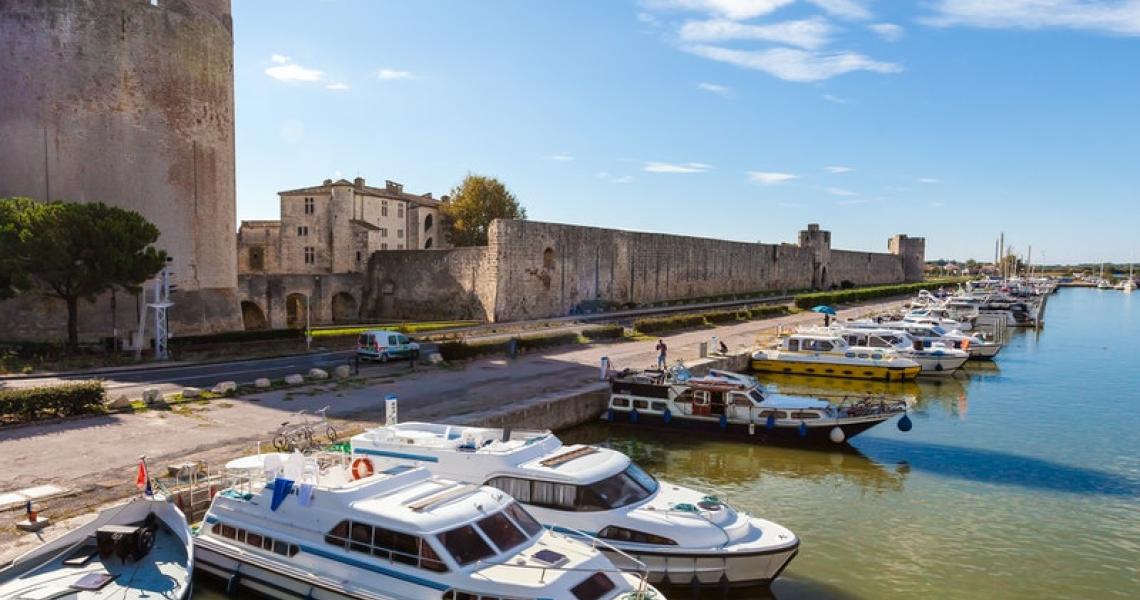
[793,280,962,309]
[582,325,624,340]
[633,313,708,334]
[745,305,789,320]
[0,382,105,422]
[170,328,303,348]
[436,330,586,361]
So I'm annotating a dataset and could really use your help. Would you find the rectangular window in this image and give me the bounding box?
[397,244,404,250]
[397,229,404,239]
[380,228,388,237]
[297,225,308,236]
[381,243,388,250]
[303,197,315,215]
[382,200,389,217]
[397,203,405,218]
[304,247,315,264]
[248,247,264,271]
[356,251,362,263]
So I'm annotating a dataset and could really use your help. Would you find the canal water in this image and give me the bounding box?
[194,288,1138,599]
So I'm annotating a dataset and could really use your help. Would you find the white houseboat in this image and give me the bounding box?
[195,452,657,600]
[751,332,922,381]
[350,422,800,590]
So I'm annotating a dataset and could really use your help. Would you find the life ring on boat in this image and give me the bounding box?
[351,457,375,480]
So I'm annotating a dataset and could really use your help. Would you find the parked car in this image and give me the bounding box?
[356,329,419,362]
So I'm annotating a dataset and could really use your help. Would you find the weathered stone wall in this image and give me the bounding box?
[488,220,816,322]
[360,220,924,324]
[0,0,242,341]
[360,248,497,322]
[829,250,906,286]
[238,273,365,330]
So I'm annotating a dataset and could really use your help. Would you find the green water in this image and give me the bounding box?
[194,288,1139,599]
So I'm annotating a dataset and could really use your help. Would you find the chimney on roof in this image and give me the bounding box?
[323,179,332,186]
[354,177,365,190]
[423,192,432,199]
[385,180,403,193]
[441,195,451,202]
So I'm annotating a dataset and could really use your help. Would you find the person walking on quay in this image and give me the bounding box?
[655,339,667,369]
[824,313,831,327]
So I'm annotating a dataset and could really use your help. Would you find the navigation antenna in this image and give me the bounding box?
[135,260,174,361]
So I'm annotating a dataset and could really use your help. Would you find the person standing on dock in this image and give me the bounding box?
[824,313,831,327]
[655,339,667,369]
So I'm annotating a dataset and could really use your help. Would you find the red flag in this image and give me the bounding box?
[136,459,148,490]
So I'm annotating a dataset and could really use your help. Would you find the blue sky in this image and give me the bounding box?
[232,0,1140,264]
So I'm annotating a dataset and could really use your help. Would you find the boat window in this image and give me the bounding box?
[420,541,448,572]
[732,394,752,407]
[787,339,800,351]
[571,572,618,600]
[503,502,543,537]
[246,532,263,548]
[869,338,891,348]
[585,467,655,510]
[325,520,350,548]
[486,476,532,503]
[219,524,237,539]
[622,464,659,496]
[374,526,421,566]
[674,390,694,403]
[351,522,373,553]
[748,389,765,404]
[532,480,579,509]
[758,410,787,419]
[815,341,834,351]
[597,525,677,546]
[858,353,869,359]
[790,411,820,419]
[632,399,649,410]
[476,511,528,554]
[612,397,629,408]
[872,353,883,360]
[651,401,667,412]
[437,524,496,566]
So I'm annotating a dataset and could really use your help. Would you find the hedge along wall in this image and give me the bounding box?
[633,304,790,335]
[0,381,105,422]
[793,280,963,309]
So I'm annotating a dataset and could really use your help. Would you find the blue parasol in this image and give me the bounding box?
[810,305,837,316]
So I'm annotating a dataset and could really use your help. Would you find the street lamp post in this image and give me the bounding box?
[305,293,312,351]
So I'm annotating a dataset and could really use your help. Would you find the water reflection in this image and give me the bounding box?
[564,424,908,494]
[658,573,867,600]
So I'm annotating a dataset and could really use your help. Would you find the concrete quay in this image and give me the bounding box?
[0,298,905,562]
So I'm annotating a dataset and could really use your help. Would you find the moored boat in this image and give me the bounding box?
[350,418,800,589]
[0,496,193,599]
[801,326,970,375]
[607,364,910,443]
[195,452,658,600]
[751,332,922,381]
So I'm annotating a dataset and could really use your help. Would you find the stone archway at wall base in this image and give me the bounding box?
[240,301,268,330]
[285,293,307,329]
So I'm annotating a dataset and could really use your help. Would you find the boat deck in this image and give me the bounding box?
[0,525,189,600]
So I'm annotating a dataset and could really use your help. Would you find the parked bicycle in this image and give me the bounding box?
[272,406,338,451]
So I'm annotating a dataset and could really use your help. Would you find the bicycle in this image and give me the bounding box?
[272,406,338,451]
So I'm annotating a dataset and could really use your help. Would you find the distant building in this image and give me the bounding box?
[236,177,448,329]
[238,177,447,276]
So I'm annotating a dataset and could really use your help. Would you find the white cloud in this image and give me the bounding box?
[266,62,323,83]
[597,171,635,183]
[697,82,732,95]
[749,171,798,184]
[922,0,1140,36]
[683,44,902,82]
[545,154,575,161]
[679,17,834,49]
[827,186,859,196]
[378,68,418,80]
[325,83,349,91]
[645,161,712,173]
[806,0,872,21]
[270,54,291,65]
[836,197,868,205]
[823,93,848,103]
[869,22,905,41]
[918,177,943,184]
[825,165,854,173]
[644,0,795,20]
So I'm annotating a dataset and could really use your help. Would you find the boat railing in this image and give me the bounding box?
[475,524,653,594]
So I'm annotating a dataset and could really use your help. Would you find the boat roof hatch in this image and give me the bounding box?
[539,446,599,468]
[406,483,483,512]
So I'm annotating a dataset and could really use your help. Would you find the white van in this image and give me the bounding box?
[355,330,419,362]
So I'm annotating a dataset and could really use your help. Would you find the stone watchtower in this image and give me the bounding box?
[0,0,242,340]
[889,234,926,282]
[798,224,833,289]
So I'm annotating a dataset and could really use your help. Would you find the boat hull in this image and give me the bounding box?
[911,354,969,375]
[604,408,894,443]
[602,543,799,588]
[751,358,921,381]
[195,541,386,600]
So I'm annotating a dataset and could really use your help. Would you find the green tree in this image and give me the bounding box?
[965,259,979,270]
[441,175,526,246]
[0,198,34,299]
[2,198,167,349]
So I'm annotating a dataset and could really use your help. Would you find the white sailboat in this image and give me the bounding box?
[1124,259,1136,294]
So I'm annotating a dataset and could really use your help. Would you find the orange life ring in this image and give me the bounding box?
[961,339,970,350]
[351,457,374,480]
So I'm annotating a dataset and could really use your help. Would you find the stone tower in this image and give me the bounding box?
[798,224,833,289]
[889,234,926,282]
[0,0,242,340]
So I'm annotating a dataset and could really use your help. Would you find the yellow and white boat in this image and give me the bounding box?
[751,332,922,382]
